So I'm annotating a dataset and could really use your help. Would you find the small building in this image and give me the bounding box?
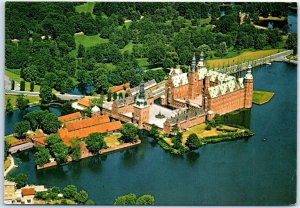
[21,188,36,204]
[4,180,16,204]
[28,133,48,146]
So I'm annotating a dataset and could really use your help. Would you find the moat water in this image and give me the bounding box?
[7,62,296,205]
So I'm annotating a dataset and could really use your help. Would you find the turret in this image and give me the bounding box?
[244,65,253,108]
[134,78,150,128]
[197,51,206,69]
[188,53,199,99]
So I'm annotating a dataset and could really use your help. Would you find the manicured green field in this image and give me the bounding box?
[252,90,275,105]
[75,2,95,19]
[5,70,41,92]
[206,49,283,68]
[75,34,109,49]
[137,58,150,69]
[120,41,134,54]
[5,94,40,107]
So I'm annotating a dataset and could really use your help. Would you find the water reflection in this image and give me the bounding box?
[186,151,200,166]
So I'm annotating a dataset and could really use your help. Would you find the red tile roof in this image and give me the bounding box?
[58,121,122,146]
[65,115,110,132]
[109,83,130,93]
[77,97,92,107]
[21,188,36,196]
[58,112,82,122]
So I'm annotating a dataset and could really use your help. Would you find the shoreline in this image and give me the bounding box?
[37,140,141,170]
[4,155,17,177]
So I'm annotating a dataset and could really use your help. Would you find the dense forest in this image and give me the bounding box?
[5,2,296,94]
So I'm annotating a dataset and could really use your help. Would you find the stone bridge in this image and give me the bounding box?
[9,142,35,154]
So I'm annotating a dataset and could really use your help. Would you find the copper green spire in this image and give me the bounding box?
[191,52,196,72]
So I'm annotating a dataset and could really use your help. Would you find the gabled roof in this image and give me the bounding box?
[59,121,123,146]
[65,115,110,131]
[77,97,92,107]
[130,79,157,95]
[21,188,36,196]
[58,112,82,122]
[109,83,130,93]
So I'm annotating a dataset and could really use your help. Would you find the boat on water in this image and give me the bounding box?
[266,62,272,66]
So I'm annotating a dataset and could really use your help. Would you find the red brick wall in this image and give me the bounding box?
[178,115,206,130]
[244,79,253,108]
[209,89,246,115]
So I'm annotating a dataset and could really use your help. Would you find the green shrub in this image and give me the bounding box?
[186,133,201,150]
[20,81,25,91]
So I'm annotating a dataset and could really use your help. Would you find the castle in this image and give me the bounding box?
[102,52,253,133]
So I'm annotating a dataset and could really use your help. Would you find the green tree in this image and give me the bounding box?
[149,124,160,138]
[91,97,103,107]
[63,185,78,199]
[61,102,75,116]
[85,199,95,205]
[85,133,105,154]
[5,98,13,114]
[107,92,112,101]
[77,44,85,58]
[14,121,30,138]
[40,83,53,104]
[14,173,28,189]
[16,94,29,110]
[69,138,81,161]
[114,193,137,205]
[136,195,155,205]
[51,142,69,164]
[118,92,123,99]
[41,113,61,134]
[45,134,62,147]
[120,123,139,143]
[30,82,35,92]
[113,92,118,100]
[20,81,25,91]
[186,133,201,150]
[11,80,15,90]
[75,190,89,204]
[21,65,38,82]
[34,146,51,166]
[286,33,297,54]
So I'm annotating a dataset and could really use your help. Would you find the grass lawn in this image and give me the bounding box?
[181,123,240,145]
[75,34,109,49]
[5,70,42,92]
[75,2,95,19]
[104,133,122,148]
[4,158,11,171]
[5,94,40,106]
[206,49,283,68]
[120,41,134,54]
[34,199,77,205]
[259,16,287,21]
[5,134,18,145]
[137,58,150,69]
[253,90,275,105]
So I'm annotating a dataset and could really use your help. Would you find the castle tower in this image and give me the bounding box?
[134,79,150,128]
[197,51,206,70]
[244,65,253,108]
[202,71,211,112]
[188,53,199,99]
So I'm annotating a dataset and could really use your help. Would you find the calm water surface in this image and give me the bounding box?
[9,62,296,205]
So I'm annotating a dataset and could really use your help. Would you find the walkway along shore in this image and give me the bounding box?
[37,140,142,170]
[4,155,17,177]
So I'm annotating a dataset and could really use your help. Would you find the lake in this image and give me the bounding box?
[8,62,296,205]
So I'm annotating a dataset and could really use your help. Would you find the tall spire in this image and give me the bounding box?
[200,51,204,62]
[191,52,196,72]
[139,78,145,99]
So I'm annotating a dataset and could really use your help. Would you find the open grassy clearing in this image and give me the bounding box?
[252,90,275,105]
[104,133,122,148]
[4,158,11,171]
[259,16,287,21]
[206,49,283,68]
[5,70,41,92]
[5,94,40,107]
[136,58,150,69]
[120,41,134,54]
[75,34,109,49]
[75,2,95,19]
